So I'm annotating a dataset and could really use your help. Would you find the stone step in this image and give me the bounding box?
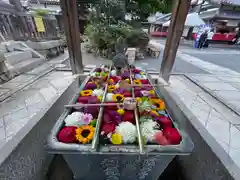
[5,50,33,65]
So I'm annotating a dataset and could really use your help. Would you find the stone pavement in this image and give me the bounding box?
[163,75,240,179]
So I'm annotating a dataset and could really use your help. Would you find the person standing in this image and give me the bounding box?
[198,30,208,49]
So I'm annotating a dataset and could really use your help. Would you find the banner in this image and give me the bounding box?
[34,17,45,32]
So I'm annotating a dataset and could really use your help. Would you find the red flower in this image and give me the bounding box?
[158,117,172,129]
[77,96,99,104]
[123,92,132,97]
[141,79,149,84]
[101,123,116,134]
[134,69,141,74]
[122,111,135,124]
[163,128,182,145]
[57,126,77,143]
[154,131,170,145]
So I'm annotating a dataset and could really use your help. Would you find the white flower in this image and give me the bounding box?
[106,93,114,102]
[92,89,104,97]
[90,72,97,77]
[64,112,85,127]
[111,70,117,76]
[115,122,136,144]
[140,120,161,142]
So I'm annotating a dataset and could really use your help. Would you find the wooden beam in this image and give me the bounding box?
[60,0,84,74]
[160,0,191,82]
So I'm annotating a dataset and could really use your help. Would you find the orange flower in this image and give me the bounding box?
[134,79,141,85]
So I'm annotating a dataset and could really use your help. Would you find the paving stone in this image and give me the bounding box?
[0,88,9,97]
[202,82,238,91]
[39,85,58,103]
[218,76,240,83]
[229,149,240,168]
[7,74,35,84]
[26,63,53,75]
[206,114,231,145]
[230,125,240,150]
[190,75,221,82]
[0,117,3,127]
[3,108,28,127]
[214,91,240,101]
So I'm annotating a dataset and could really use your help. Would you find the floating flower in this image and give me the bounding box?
[149,90,155,95]
[123,91,132,97]
[158,116,172,129]
[84,113,93,124]
[136,97,142,104]
[122,111,135,124]
[154,131,170,145]
[139,116,153,123]
[98,96,102,101]
[150,110,159,117]
[138,101,152,113]
[108,85,116,92]
[57,126,77,143]
[95,68,102,73]
[140,120,161,142]
[117,109,125,115]
[121,71,130,79]
[124,79,130,83]
[80,90,93,97]
[112,94,124,102]
[84,82,97,90]
[111,70,117,76]
[64,112,85,127]
[75,125,95,144]
[141,79,149,84]
[141,90,149,97]
[101,123,116,134]
[151,99,165,111]
[134,79,142,85]
[140,71,145,75]
[108,79,115,84]
[92,89,104,97]
[163,127,182,145]
[115,122,136,144]
[111,133,123,145]
[106,93,114,102]
[135,74,142,79]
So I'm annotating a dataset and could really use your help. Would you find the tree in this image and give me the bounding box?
[125,0,174,21]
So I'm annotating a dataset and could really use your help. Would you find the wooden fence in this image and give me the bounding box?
[0,13,60,42]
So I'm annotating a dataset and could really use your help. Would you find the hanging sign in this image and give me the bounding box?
[34,17,45,32]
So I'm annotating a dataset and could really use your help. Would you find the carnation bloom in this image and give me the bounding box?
[92,89,104,97]
[64,112,85,127]
[57,126,77,143]
[140,120,161,142]
[115,122,136,144]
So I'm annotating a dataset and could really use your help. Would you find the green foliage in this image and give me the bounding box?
[33,9,50,17]
[85,21,149,57]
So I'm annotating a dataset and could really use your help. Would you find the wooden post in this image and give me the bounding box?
[160,0,191,82]
[60,0,84,74]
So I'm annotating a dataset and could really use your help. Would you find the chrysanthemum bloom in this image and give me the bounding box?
[80,90,93,97]
[64,112,85,127]
[75,125,95,144]
[140,120,161,142]
[115,122,137,144]
[92,89,104,97]
[57,126,77,143]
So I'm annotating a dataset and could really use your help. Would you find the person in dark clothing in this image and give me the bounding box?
[198,31,208,49]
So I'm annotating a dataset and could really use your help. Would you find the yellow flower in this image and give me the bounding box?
[108,85,116,92]
[117,109,125,115]
[98,96,102,101]
[124,79,130,83]
[112,94,124,102]
[136,97,142,104]
[140,71,145,75]
[75,125,95,144]
[80,90,93,97]
[150,99,165,111]
[134,79,142,85]
[151,110,159,116]
[111,133,122,145]
[149,90,155,95]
